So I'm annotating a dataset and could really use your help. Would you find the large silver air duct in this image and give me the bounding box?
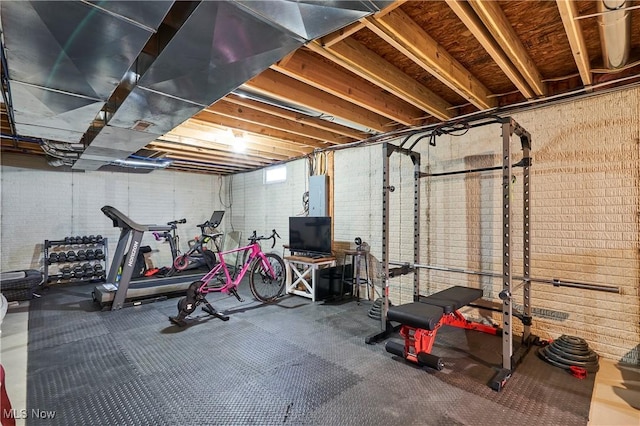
[597,0,631,69]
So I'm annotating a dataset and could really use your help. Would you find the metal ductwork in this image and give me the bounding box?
[1,1,392,172]
[597,0,631,69]
[1,1,174,145]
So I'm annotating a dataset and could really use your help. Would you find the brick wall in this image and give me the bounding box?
[224,88,639,363]
[381,88,639,363]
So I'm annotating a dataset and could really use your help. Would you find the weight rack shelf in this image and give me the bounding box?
[43,236,108,285]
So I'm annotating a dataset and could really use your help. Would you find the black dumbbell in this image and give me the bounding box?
[93,264,104,273]
[48,252,59,264]
[83,264,94,275]
[96,235,103,242]
[85,249,95,260]
[95,249,104,260]
[77,250,87,260]
[88,235,96,243]
[57,252,67,262]
[66,251,77,261]
[72,264,84,277]
[60,266,72,280]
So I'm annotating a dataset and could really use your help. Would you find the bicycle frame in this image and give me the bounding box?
[197,241,274,295]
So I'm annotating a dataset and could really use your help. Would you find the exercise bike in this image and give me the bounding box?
[171,211,225,273]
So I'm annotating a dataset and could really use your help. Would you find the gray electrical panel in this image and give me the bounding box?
[309,175,328,216]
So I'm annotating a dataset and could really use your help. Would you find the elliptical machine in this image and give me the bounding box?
[172,211,225,273]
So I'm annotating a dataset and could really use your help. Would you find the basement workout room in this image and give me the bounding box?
[1,1,639,425]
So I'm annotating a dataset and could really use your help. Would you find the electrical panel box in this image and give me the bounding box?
[309,175,328,216]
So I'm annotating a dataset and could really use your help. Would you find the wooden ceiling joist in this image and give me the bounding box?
[162,126,299,160]
[245,69,393,133]
[317,0,407,47]
[308,39,455,121]
[225,93,368,140]
[467,0,547,96]
[183,119,313,154]
[445,0,535,99]
[363,8,496,110]
[272,49,425,126]
[556,0,592,87]
[151,140,277,166]
[205,98,354,145]
[191,112,329,151]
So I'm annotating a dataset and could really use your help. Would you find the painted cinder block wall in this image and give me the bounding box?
[0,163,227,274]
[230,87,639,364]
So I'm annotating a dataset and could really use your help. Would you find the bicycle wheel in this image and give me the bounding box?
[249,253,285,303]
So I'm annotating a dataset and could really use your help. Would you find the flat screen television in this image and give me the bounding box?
[289,216,332,257]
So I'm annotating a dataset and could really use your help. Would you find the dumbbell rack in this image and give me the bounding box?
[43,236,108,285]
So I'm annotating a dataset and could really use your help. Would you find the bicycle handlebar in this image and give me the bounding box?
[167,218,187,226]
[249,229,280,249]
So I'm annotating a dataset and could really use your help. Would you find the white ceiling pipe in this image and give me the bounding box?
[597,0,631,69]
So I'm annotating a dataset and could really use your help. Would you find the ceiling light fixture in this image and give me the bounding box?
[113,158,172,169]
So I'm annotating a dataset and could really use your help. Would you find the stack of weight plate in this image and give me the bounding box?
[537,334,600,373]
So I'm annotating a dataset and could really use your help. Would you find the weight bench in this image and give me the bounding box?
[385,286,500,370]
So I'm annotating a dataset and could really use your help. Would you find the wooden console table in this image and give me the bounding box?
[284,256,336,302]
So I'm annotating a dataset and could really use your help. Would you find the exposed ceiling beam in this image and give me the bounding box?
[245,69,394,133]
[308,39,455,121]
[151,141,272,167]
[225,93,366,140]
[445,0,535,99]
[319,22,366,48]
[363,8,496,110]
[317,0,407,47]
[163,125,299,160]
[185,120,311,157]
[468,0,547,96]
[205,98,352,145]
[556,0,593,87]
[192,112,332,150]
[272,49,424,126]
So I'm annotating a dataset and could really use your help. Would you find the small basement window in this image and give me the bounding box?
[265,165,286,183]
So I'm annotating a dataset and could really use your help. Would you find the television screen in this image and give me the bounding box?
[289,216,332,256]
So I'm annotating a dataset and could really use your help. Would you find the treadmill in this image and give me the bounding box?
[92,206,224,310]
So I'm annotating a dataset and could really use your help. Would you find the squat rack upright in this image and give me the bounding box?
[366,115,533,391]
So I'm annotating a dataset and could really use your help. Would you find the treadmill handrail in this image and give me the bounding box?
[101,206,173,233]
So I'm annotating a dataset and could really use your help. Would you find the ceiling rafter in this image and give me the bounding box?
[163,124,303,160]
[317,0,407,47]
[445,0,535,99]
[363,8,496,110]
[272,48,425,126]
[307,39,455,121]
[150,141,273,167]
[556,0,592,87]
[467,0,547,96]
[224,93,367,140]
[192,111,331,150]
[205,98,352,145]
[245,68,394,133]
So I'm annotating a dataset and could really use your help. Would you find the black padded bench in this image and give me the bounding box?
[385,286,498,370]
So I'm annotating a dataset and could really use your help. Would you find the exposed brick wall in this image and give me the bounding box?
[224,87,639,363]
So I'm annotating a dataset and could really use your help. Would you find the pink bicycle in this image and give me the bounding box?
[169,229,285,326]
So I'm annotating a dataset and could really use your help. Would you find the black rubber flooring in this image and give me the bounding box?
[26,280,595,425]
